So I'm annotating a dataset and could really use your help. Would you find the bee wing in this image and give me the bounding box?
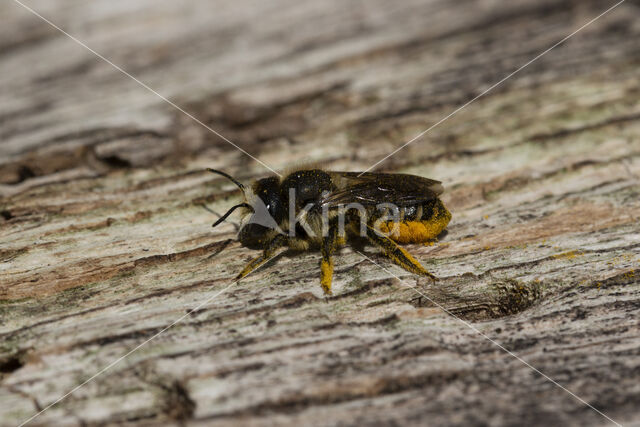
[320,172,444,208]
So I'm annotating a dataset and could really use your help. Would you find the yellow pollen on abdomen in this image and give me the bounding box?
[377,201,451,244]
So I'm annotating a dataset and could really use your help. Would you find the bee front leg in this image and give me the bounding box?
[236,234,288,280]
[365,225,438,281]
[320,221,339,295]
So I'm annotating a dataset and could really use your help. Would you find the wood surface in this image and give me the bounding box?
[1,0,639,425]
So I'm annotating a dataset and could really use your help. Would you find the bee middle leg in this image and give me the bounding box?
[320,219,339,295]
[236,234,288,280]
[365,225,438,281]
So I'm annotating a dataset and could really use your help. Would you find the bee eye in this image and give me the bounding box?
[264,199,283,221]
[254,177,284,222]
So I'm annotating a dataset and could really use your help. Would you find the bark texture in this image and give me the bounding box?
[1,0,640,426]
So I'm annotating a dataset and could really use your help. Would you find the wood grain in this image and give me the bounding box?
[1,0,639,425]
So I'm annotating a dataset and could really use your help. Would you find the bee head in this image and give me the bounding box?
[207,169,284,249]
[237,177,285,249]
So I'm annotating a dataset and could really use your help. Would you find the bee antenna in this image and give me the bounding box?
[212,203,252,229]
[207,168,245,191]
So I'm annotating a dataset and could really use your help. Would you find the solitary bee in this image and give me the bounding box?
[207,168,451,295]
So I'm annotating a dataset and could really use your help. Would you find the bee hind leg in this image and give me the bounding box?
[236,235,288,280]
[365,225,438,281]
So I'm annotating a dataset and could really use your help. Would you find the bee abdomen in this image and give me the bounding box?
[378,199,451,244]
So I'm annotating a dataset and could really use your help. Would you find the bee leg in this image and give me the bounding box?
[320,222,339,296]
[365,225,438,281]
[236,235,287,280]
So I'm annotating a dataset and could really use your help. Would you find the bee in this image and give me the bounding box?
[207,168,451,295]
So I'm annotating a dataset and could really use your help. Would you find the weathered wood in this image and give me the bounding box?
[1,0,639,425]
